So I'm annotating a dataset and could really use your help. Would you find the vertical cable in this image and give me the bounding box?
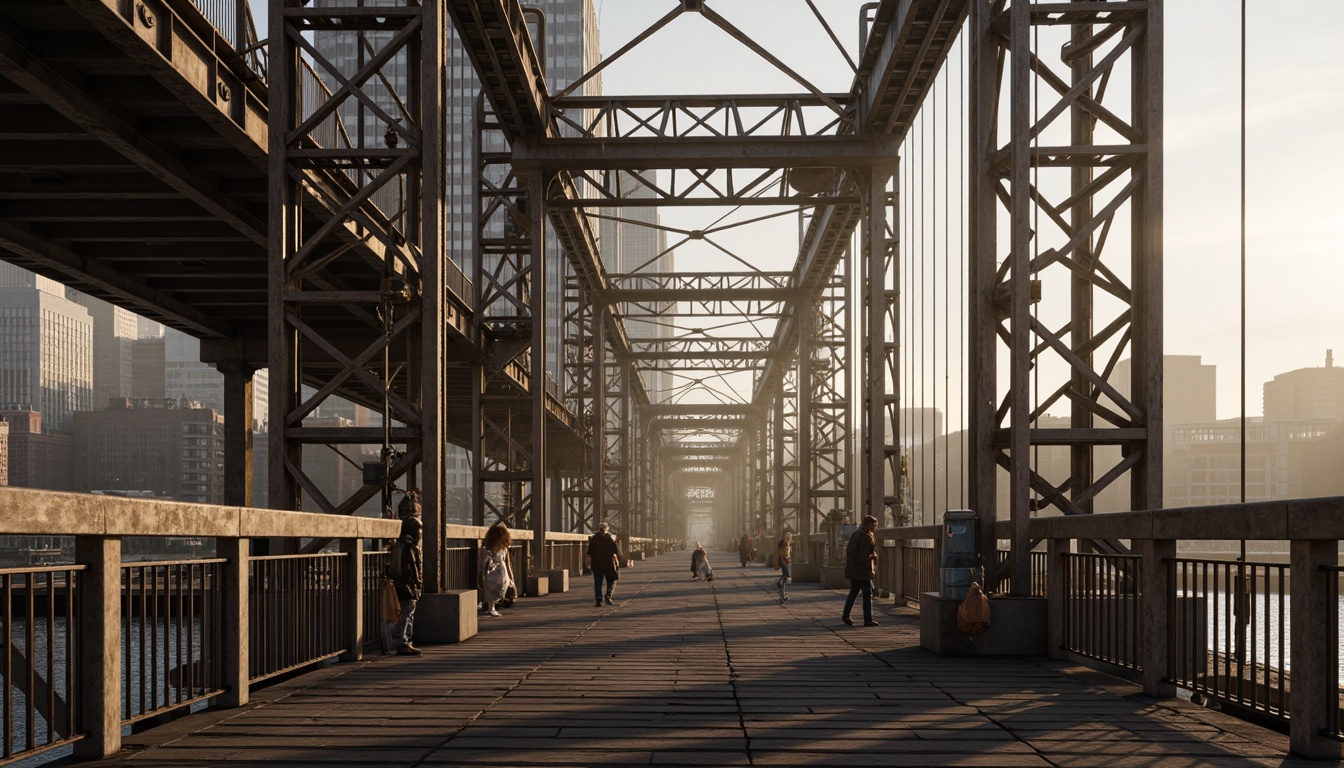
[932,81,939,520]
[944,49,951,510]
[1239,0,1247,509]
[959,29,966,507]
[919,105,927,522]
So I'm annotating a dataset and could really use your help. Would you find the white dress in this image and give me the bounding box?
[479,546,513,601]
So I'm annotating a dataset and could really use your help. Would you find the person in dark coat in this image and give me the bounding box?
[587,522,622,607]
[738,532,754,567]
[391,489,424,655]
[841,515,879,627]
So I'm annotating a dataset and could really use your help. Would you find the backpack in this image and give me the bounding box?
[387,537,406,582]
[956,582,991,635]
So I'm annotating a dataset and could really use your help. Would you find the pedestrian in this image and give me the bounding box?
[774,531,792,601]
[587,522,621,607]
[738,532,754,567]
[690,542,713,581]
[389,489,423,655]
[841,515,880,626]
[478,522,515,617]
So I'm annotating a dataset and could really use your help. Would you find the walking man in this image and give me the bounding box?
[390,489,424,655]
[588,522,621,607]
[841,515,880,627]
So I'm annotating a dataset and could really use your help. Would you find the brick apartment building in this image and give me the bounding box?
[73,397,225,503]
[0,410,75,490]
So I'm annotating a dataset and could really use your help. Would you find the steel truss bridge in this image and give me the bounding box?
[0,0,1159,595]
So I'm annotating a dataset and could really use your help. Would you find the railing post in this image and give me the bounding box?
[342,537,365,662]
[891,540,905,603]
[1289,539,1339,759]
[220,537,249,708]
[1139,538,1175,697]
[73,536,121,759]
[1046,537,1070,661]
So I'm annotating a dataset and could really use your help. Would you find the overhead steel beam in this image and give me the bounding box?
[511,135,902,171]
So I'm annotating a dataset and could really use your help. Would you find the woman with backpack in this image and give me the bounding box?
[478,522,514,617]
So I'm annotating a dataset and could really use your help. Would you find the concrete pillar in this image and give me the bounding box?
[1139,538,1175,696]
[219,537,250,707]
[341,537,365,662]
[218,363,255,507]
[1289,540,1340,759]
[73,536,121,759]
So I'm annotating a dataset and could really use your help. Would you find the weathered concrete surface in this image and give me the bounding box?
[414,590,478,644]
[68,551,1314,768]
[919,593,1047,656]
[543,568,570,593]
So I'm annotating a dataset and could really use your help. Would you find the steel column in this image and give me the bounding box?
[969,0,1164,591]
[267,1,444,572]
[862,167,899,528]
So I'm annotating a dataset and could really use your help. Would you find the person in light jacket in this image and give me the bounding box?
[841,515,879,627]
[774,531,793,601]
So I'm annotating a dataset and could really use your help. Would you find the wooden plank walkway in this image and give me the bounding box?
[71,551,1317,767]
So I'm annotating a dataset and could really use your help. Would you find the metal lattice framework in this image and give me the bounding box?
[968,0,1162,592]
[268,3,452,585]
[863,168,903,528]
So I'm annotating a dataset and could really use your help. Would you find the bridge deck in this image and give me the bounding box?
[73,553,1307,767]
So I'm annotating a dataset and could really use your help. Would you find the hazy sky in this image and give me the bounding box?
[253,0,1344,422]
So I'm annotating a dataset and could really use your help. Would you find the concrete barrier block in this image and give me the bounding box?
[526,576,550,597]
[413,590,477,644]
[790,563,821,583]
[819,565,848,589]
[919,593,1046,656]
[543,569,569,593]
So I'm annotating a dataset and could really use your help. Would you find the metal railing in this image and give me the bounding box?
[899,545,937,605]
[1328,565,1343,739]
[186,0,268,79]
[1061,553,1142,672]
[1169,558,1289,722]
[443,545,477,591]
[361,551,390,652]
[121,560,226,723]
[543,541,584,577]
[996,549,1049,598]
[248,554,349,683]
[1,566,84,762]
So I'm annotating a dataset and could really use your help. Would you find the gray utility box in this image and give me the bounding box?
[940,509,978,600]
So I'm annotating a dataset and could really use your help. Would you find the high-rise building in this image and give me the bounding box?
[0,264,93,432]
[71,293,138,409]
[74,398,225,503]
[132,336,167,399]
[1109,354,1216,426]
[164,328,269,430]
[1263,349,1344,422]
[600,173,674,401]
[446,0,601,382]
